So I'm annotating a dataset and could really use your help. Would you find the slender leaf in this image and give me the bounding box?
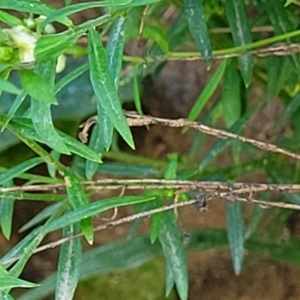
[0,228,40,267]
[31,60,69,154]
[1,91,27,130]
[226,201,244,275]
[183,0,212,65]
[142,26,169,53]
[36,33,81,63]
[85,124,102,180]
[0,181,14,240]
[47,151,61,178]
[150,197,163,244]
[45,195,155,233]
[188,59,227,121]
[54,62,89,95]
[133,66,143,115]
[225,0,253,87]
[0,78,21,95]
[31,100,70,154]
[106,17,126,88]
[0,10,22,26]
[115,0,161,8]
[0,0,58,15]
[159,211,188,300]
[9,232,44,278]
[55,223,82,300]
[20,69,57,104]
[65,170,93,244]
[260,0,300,71]
[19,202,63,233]
[86,17,126,179]
[88,27,134,148]
[273,93,300,132]
[199,100,264,169]
[8,118,101,163]
[19,235,161,300]
[221,62,241,128]
[0,157,43,185]
[0,276,38,290]
[42,0,130,28]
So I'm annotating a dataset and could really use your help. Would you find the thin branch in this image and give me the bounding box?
[2,192,300,266]
[79,111,300,162]
[2,179,300,194]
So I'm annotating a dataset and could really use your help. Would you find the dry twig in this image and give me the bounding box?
[79,111,300,161]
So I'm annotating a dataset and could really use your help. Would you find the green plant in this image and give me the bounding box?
[1,0,300,299]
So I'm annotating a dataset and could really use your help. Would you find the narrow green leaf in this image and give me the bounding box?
[107,17,126,89]
[0,0,57,15]
[19,69,57,104]
[85,17,126,179]
[36,33,80,63]
[88,27,134,148]
[0,228,40,267]
[159,211,188,300]
[164,153,178,180]
[226,201,244,275]
[115,0,160,8]
[55,223,82,300]
[0,68,11,100]
[31,60,70,154]
[54,62,89,95]
[0,10,22,26]
[267,56,285,99]
[8,118,101,163]
[188,59,227,122]
[85,124,103,180]
[133,66,143,115]
[225,0,253,87]
[273,93,300,132]
[9,232,44,278]
[0,276,38,289]
[260,0,300,71]
[244,201,265,240]
[19,202,63,233]
[45,195,154,233]
[0,180,14,240]
[150,197,163,244]
[199,100,264,169]
[142,26,169,53]
[42,0,130,28]
[0,157,43,185]
[31,100,70,154]
[19,235,161,300]
[47,151,61,178]
[0,78,21,95]
[221,62,241,128]
[183,0,212,65]
[1,91,27,131]
[65,170,93,244]
[0,265,8,275]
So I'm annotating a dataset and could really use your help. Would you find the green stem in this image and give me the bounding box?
[123,29,300,64]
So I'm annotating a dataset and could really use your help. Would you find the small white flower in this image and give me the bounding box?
[4,25,37,64]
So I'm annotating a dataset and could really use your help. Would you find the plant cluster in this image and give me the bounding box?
[1,0,300,299]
